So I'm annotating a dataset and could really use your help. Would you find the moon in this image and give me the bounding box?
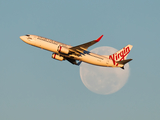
[80,46,130,95]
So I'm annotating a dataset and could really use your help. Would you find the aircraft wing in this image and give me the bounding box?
[69,35,103,55]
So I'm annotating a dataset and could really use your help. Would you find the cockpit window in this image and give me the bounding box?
[26,34,32,40]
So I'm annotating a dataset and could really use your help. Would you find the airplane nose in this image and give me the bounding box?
[20,36,27,42]
[20,36,25,40]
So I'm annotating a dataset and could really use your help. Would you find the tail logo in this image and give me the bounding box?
[109,46,130,66]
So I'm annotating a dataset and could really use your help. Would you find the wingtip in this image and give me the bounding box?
[95,35,103,42]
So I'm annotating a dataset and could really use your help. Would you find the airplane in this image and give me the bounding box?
[20,34,133,69]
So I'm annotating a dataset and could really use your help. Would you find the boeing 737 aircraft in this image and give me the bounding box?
[20,35,133,69]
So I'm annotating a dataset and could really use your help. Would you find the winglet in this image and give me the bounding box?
[77,61,82,66]
[95,35,103,42]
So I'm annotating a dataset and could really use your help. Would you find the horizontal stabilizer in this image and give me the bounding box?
[116,59,133,65]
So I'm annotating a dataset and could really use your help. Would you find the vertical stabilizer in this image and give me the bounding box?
[109,44,133,65]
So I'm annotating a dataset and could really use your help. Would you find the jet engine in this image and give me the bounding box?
[52,53,64,61]
[57,46,69,54]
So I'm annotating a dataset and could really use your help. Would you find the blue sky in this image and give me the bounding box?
[0,0,160,120]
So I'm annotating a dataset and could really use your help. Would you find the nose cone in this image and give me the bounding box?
[20,35,28,42]
[20,36,24,40]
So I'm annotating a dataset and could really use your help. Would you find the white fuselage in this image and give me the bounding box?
[20,35,123,68]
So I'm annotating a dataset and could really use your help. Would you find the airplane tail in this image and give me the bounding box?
[109,44,133,61]
[109,44,133,69]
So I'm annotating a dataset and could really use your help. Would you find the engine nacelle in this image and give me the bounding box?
[57,46,69,54]
[52,53,64,61]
